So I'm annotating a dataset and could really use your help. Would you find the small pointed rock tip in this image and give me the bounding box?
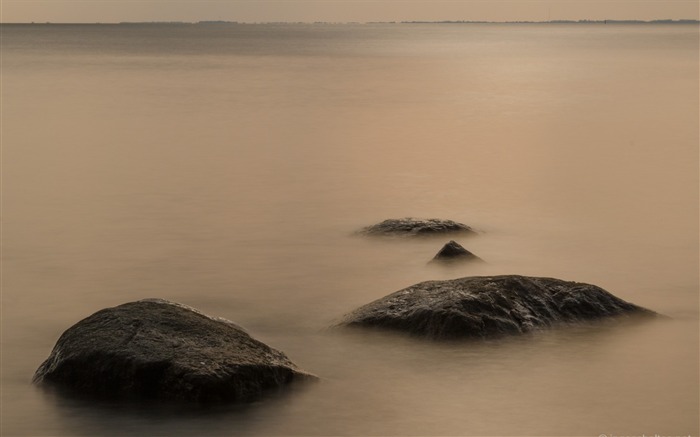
[431,240,483,263]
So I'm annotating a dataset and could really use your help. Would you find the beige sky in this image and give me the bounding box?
[1,0,698,23]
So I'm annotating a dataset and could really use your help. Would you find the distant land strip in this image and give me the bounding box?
[3,19,698,25]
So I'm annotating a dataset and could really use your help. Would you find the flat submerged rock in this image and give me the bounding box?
[338,275,656,339]
[33,299,316,403]
[357,218,476,237]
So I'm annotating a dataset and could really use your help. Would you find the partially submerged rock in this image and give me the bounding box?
[357,218,476,237]
[33,299,316,403]
[338,275,656,339]
[430,240,483,264]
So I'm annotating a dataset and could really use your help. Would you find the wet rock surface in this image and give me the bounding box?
[357,218,476,237]
[430,240,484,264]
[33,299,316,403]
[338,275,656,339]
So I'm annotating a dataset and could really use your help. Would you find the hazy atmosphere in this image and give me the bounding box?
[1,0,698,23]
[1,1,698,437]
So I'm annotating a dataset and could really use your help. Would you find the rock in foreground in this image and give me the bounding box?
[33,299,315,403]
[358,218,476,237]
[338,275,655,339]
[430,240,484,264]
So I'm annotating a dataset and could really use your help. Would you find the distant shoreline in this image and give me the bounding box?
[1,19,698,26]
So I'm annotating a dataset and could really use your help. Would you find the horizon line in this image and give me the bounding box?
[1,18,699,25]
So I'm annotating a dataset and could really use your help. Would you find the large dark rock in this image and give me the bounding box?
[357,218,476,237]
[33,299,316,403]
[430,240,483,264]
[338,275,656,339]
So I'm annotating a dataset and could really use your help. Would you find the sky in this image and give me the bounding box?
[1,0,698,23]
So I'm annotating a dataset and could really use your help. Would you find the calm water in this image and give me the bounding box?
[1,23,698,436]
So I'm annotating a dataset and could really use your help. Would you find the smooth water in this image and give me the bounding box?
[1,23,698,436]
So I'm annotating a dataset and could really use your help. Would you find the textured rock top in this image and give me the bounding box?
[34,299,315,402]
[338,275,655,339]
[357,218,476,237]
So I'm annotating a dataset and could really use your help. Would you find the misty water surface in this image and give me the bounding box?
[1,23,698,436]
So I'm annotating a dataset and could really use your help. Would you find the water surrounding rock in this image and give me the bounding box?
[338,275,656,339]
[357,218,476,237]
[430,240,484,264]
[33,299,316,403]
